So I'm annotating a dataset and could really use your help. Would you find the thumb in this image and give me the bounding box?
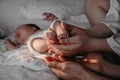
[45,57,63,69]
[48,61,62,69]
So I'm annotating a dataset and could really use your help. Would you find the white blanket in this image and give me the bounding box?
[0,65,57,80]
[0,46,58,80]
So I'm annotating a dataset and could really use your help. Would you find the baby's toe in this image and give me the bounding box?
[58,34,68,40]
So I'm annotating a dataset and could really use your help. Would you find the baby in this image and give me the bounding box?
[5,12,69,59]
[5,24,41,50]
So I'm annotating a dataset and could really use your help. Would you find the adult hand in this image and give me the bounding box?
[44,57,84,80]
[47,22,91,56]
[51,53,104,73]
[44,56,110,80]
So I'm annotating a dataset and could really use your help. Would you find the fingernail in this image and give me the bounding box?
[46,57,57,62]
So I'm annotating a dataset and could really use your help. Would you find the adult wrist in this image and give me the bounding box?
[85,23,113,38]
[86,37,114,53]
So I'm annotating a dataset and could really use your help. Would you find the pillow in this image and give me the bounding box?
[20,0,85,21]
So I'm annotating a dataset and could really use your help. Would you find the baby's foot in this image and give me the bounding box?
[50,20,69,40]
[56,22,69,40]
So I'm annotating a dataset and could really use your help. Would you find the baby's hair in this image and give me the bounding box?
[21,24,41,30]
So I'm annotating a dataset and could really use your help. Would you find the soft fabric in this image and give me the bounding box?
[0,39,6,52]
[102,0,120,34]
[0,45,58,80]
[20,0,85,20]
[101,0,120,56]
[0,65,58,80]
[0,0,51,31]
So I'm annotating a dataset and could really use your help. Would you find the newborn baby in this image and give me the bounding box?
[27,20,69,59]
[5,12,69,59]
[5,24,41,50]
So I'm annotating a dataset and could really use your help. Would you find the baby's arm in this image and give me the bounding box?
[5,39,18,50]
[42,12,58,21]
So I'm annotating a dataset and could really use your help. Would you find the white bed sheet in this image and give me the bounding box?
[0,45,58,80]
[0,65,57,80]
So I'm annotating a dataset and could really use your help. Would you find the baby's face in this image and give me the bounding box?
[15,26,35,45]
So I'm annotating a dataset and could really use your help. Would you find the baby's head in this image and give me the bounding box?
[15,24,41,45]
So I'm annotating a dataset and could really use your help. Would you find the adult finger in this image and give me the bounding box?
[61,22,86,36]
[52,54,66,62]
[44,57,56,64]
[45,59,64,69]
[51,68,64,79]
[49,47,78,57]
[51,68,71,80]
[59,36,81,44]
[49,43,80,52]
[50,48,72,55]
[44,57,65,78]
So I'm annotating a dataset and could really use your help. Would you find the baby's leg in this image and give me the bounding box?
[31,38,48,53]
[5,39,17,50]
[46,30,59,44]
[50,20,69,40]
[85,0,110,26]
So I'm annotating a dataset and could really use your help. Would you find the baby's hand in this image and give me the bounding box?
[42,12,58,21]
[5,39,12,44]
[5,39,17,50]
